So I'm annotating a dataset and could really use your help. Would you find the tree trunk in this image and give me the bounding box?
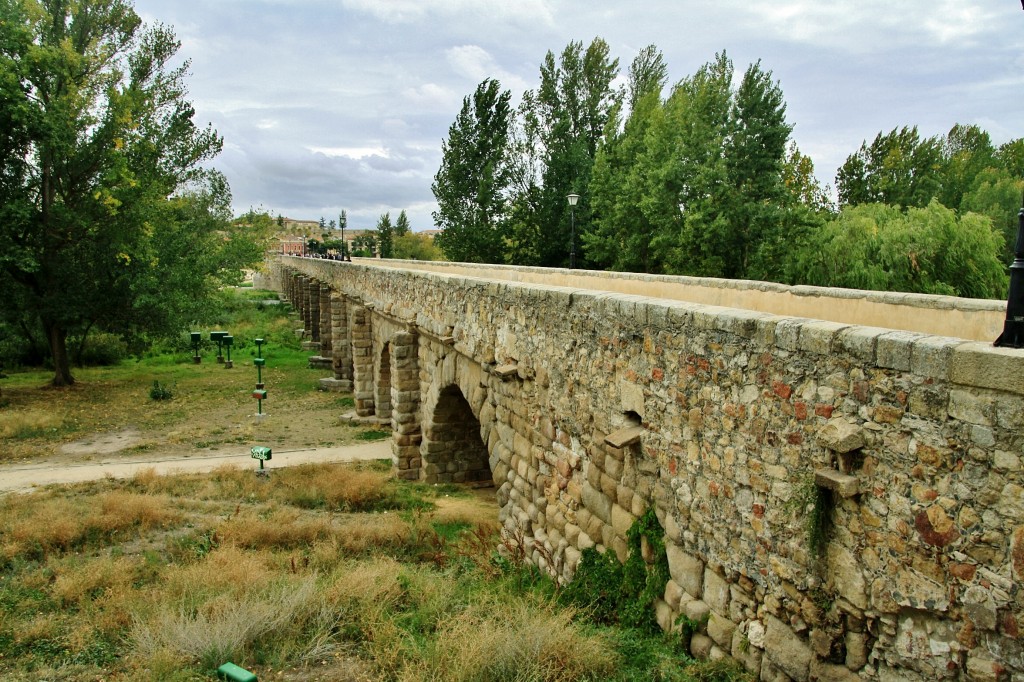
[44,320,74,387]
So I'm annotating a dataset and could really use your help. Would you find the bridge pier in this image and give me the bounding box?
[349,303,375,417]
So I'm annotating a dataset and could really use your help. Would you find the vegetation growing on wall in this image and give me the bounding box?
[561,507,670,632]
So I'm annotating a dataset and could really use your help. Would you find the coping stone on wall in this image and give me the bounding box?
[950,342,1024,397]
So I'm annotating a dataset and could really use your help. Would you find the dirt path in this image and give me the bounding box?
[0,440,392,494]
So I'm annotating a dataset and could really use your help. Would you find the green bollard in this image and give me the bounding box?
[223,335,234,369]
[190,332,202,364]
[210,331,227,363]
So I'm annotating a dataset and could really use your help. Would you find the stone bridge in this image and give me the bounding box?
[267,256,1022,682]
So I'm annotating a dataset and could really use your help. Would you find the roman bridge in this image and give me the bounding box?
[267,255,1022,682]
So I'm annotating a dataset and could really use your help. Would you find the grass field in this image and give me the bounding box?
[0,289,752,681]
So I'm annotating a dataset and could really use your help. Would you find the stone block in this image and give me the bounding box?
[690,633,714,659]
[844,631,868,671]
[950,342,1024,397]
[582,482,611,525]
[797,320,847,355]
[764,614,811,682]
[666,543,704,599]
[707,612,736,648]
[683,599,710,625]
[605,425,645,448]
[731,628,763,675]
[826,544,867,611]
[703,568,730,615]
[611,503,636,538]
[655,598,675,633]
[809,660,860,682]
[664,580,685,610]
[814,468,859,498]
[815,418,865,454]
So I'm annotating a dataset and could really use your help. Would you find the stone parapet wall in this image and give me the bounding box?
[364,258,1007,343]
[272,257,1022,681]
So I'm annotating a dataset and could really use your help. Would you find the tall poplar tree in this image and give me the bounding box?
[508,38,619,267]
[432,78,513,263]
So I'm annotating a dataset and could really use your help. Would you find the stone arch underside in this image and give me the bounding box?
[376,342,392,421]
[421,384,491,485]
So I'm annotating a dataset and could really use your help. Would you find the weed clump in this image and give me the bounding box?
[148,380,173,401]
[560,507,670,631]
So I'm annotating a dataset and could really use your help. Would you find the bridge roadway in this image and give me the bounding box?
[272,256,1023,682]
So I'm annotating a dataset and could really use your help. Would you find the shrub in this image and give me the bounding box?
[149,381,173,401]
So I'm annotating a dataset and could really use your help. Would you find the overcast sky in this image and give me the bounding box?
[132,0,1024,232]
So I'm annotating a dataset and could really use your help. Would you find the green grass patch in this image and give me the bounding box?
[356,429,391,441]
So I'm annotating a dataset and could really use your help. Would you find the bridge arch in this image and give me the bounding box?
[421,383,490,485]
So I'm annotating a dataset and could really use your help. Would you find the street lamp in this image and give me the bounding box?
[567,193,580,269]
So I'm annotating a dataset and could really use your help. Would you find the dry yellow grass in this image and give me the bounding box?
[3,491,180,557]
[0,409,62,439]
[404,600,618,682]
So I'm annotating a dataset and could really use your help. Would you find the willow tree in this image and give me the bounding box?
[0,0,252,386]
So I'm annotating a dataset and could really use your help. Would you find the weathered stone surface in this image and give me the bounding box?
[690,633,714,659]
[684,599,711,625]
[814,468,859,498]
[707,612,736,648]
[816,418,865,454]
[605,425,645,448]
[764,615,811,682]
[277,257,1024,681]
[703,568,730,616]
[666,543,704,599]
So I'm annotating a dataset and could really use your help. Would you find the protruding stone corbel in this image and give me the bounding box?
[493,363,519,380]
[814,468,860,498]
[605,425,645,448]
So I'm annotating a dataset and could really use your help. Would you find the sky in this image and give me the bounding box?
[131,0,1024,233]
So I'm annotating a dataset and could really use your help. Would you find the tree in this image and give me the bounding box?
[395,209,410,237]
[351,233,376,257]
[584,46,668,272]
[791,201,1006,299]
[836,126,944,208]
[393,233,442,260]
[508,38,619,267]
[433,78,513,263]
[997,138,1024,180]
[376,213,394,258]
[938,123,996,210]
[0,0,255,385]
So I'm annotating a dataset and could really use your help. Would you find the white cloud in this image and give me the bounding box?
[342,0,554,28]
[402,83,460,111]
[308,146,390,160]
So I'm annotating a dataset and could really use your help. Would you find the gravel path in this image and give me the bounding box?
[0,440,392,494]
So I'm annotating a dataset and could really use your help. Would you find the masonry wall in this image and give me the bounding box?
[272,257,1022,682]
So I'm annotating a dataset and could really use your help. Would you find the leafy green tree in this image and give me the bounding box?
[395,209,411,237]
[584,46,668,272]
[938,123,996,210]
[376,213,394,258]
[351,233,376,257]
[433,78,513,263]
[393,233,442,260]
[961,168,1024,264]
[836,126,944,208]
[718,60,795,279]
[792,201,1006,298]
[508,38,619,267]
[997,138,1024,180]
[0,0,255,386]
[782,142,835,216]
